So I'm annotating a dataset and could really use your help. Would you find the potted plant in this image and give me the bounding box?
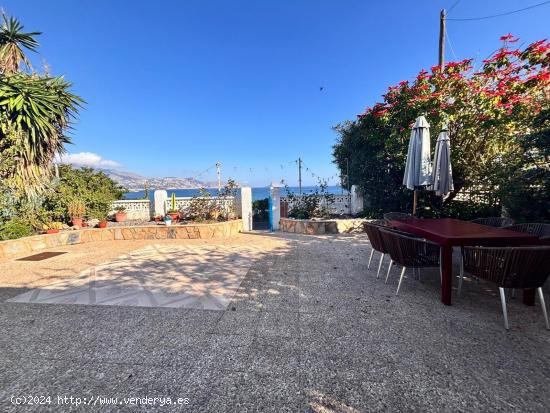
[166,193,180,222]
[163,215,173,226]
[98,216,108,228]
[115,206,127,222]
[68,200,85,227]
[43,222,63,234]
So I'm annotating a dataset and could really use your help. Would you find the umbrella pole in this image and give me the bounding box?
[413,189,418,215]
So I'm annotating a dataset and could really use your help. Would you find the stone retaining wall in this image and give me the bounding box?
[0,220,243,260]
[280,218,366,235]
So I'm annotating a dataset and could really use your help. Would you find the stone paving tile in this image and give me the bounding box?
[213,308,261,335]
[256,310,300,338]
[1,358,137,413]
[246,336,301,377]
[194,371,305,413]
[199,333,256,372]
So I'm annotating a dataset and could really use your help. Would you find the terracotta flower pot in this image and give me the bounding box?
[82,222,89,227]
[72,218,83,227]
[46,229,59,234]
[115,212,127,222]
[167,212,180,222]
[98,220,108,228]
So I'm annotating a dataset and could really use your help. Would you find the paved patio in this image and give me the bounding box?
[1,232,550,412]
[7,244,269,310]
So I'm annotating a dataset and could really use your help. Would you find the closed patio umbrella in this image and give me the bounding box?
[430,124,454,197]
[403,115,432,214]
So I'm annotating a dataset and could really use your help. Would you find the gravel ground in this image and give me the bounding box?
[1,232,549,412]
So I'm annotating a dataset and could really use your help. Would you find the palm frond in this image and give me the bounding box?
[0,15,41,73]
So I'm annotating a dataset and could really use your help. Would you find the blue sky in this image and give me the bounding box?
[2,0,549,186]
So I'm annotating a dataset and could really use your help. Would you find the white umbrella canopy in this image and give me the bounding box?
[403,116,433,189]
[403,116,433,214]
[430,124,454,197]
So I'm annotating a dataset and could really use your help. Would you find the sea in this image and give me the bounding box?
[123,186,346,202]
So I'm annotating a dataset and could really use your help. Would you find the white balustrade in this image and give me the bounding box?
[280,194,352,216]
[164,196,237,216]
[110,199,152,220]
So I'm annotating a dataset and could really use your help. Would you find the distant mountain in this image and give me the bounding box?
[98,169,216,191]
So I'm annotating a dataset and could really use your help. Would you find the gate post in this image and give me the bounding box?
[239,186,252,231]
[269,184,281,231]
[154,190,168,216]
[350,185,363,216]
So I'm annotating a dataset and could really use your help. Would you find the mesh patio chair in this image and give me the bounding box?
[383,212,413,223]
[378,228,440,295]
[363,220,389,278]
[459,246,550,330]
[505,223,550,238]
[470,217,515,228]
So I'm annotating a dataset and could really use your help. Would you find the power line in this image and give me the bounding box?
[445,27,459,61]
[447,1,550,21]
[447,0,462,15]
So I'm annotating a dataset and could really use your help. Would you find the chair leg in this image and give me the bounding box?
[376,253,385,279]
[396,267,407,296]
[367,249,375,270]
[499,287,509,330]
[537,287,550,330]
[457,257,464,297]
[385,260,393,284]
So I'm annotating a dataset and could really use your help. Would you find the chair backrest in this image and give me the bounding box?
[378,228,440,268]
[462,246,550,289]
[506,223,550,238]
[383,212,413,223]
[363,221,388,253]
[470,217,515,228]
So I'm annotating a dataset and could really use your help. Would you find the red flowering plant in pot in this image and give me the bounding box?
[67,200,85,227]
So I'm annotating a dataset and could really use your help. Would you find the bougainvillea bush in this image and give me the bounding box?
[333,35,549,221]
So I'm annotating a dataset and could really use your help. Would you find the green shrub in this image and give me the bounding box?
[42,165,125,222]
[286,180,334,219]
[253,198,269,221]
[0,219,33,240]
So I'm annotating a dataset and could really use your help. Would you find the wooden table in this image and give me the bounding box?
[389,218,541,306]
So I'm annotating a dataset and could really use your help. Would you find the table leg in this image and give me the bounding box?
[523,288,536,306]
[440,246,453,305]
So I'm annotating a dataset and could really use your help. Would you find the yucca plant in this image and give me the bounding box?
[0,14,41,74]
[0,15,83,196]
[167,193,178,213]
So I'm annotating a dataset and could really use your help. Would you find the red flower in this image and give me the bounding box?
[500,33,519,43]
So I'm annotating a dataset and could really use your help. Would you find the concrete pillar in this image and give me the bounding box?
[240,187,252,231]
[154,190,168,216]
[351,185,364,216]
[269,184,281,231]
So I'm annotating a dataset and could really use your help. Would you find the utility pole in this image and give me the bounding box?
[297,158,302,194]
[216,162,221,192]
[439,9,446,69]
[412,8,446,216]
